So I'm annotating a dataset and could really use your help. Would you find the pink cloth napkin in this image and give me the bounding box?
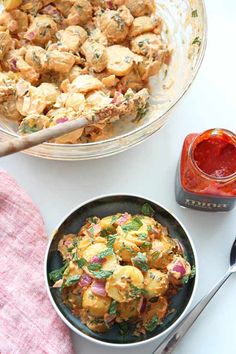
[0,171,74,354]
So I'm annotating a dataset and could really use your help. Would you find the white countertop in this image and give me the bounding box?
[1,1,236,353]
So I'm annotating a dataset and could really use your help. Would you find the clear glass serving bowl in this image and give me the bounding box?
[0,0,207,160]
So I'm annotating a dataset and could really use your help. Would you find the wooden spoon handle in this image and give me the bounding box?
[0,117,89,157]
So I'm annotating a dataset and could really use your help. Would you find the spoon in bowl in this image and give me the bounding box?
[153,237,236,354]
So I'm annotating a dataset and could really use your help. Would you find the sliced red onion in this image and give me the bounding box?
[10,58,17,71]
[56,117,69,124]
[138,296,147,314]
[90,255,103,264]
[25,31,36,41]
[93,223,101,235]
[111,91,124,105]
[172,262,186,276]
[91,280,107,297]
[117,212,130,225]
[64,239,73,247]
[78,273,92,287]
[104,313,116,325]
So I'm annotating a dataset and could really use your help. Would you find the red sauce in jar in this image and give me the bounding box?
[175,129,236,211]
[193,135,236,178]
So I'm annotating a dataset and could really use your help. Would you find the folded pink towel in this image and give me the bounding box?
[0,171,74,354]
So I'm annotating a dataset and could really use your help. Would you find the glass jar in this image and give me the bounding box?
[175,129,236,211]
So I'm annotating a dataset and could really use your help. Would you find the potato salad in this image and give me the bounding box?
[0,0,171,143]
[49,204,195,335]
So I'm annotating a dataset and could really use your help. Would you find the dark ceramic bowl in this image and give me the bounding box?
[45,194,198,347]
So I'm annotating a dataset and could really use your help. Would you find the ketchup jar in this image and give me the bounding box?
[175,128,236,211]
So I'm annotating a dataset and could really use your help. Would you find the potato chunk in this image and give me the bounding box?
[2,0,22,11]
[129,16,160,37]
[24,15,57,46]
[131,33,163,57]
[81,40,108,73]
[113,237,140,262]
[125,0,155,17]
[106,45,142,76]
[144,269,169,298]
[0,32,13,60]
[65,0,92,26]
[16,83,59,116]
[97,8,130,44]
[56,26,88,53]
[69,75,103,93]
[82,287,111,317]
[24,46,47,72]
[46,50,75,73]
[105,265,144,302]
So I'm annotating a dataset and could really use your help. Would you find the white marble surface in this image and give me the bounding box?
[1,0,236,353]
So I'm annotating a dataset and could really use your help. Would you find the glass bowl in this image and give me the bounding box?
[0,0,207,160]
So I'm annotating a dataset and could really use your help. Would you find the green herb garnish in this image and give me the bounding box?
[64,274,80,287]
[108,300,118,315]
[132,252,149,272]
[144,314,159,332]
[130,284,147,298]
[152,251,160,262]
[88,263,102,271]
[122,217,143,232]
[138,233,147,240]
[77,258,87,268]
[49,262,68,282]
[90,270,113,279]
[98,247,114,259]
[141,203,155,217]
[192,36,201,46]
[107,234,117,248]
[182,266,196,284]
[192,9,198,17]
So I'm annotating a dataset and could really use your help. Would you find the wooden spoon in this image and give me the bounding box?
[0,89,149,157]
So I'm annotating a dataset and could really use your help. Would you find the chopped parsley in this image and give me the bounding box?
[108,300,118,315]
[130,284,147,298]
[141,241,152,249]
[132,252,149,272]
[144,314,159,332]
[111,215,118,224]
[90,270,113,279]
[192,9,198,17]
[77,258,87,268]
[141,203,155,217]
[64,274,81,287]
[152,251,160,262]
[138,233,147,240]
[136,102,149,121]
[192,36,201,46]
[88,263,102,271]
[49,262,68,282]
[182,266,196,284]
[107,234,117,248]
[98,247,114,259]
[122,217,143,232]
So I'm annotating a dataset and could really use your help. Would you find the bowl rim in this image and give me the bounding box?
[44,193,199,348]
[1,0,207,153]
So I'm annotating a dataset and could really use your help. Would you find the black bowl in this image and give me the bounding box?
[45,194,197,346]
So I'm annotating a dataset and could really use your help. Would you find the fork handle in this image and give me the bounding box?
[152,270,232,354]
